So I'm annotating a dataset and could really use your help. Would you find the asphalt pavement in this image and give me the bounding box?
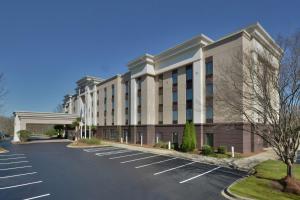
[0,141,247,200]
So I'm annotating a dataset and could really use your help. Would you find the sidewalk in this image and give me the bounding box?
[103,141,278,172]
[232,148,278,171]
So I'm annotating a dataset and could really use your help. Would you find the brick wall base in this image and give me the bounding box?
[94,123,264,153]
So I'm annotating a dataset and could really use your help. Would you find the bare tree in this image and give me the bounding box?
[53,104,64,113]
[217,32,300,179]
[0,115,14,136]
[0,73,7,111]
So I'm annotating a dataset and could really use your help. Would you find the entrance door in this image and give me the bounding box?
[172,132,179,150]
[122,129,129,143]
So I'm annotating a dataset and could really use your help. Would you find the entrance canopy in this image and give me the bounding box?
[13,111,79,142]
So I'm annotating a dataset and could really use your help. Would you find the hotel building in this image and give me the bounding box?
[63,23,282,153]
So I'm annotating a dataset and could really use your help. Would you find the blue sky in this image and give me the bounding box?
[0,0,299,116]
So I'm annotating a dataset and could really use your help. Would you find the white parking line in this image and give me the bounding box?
[0,172,37,179]
[0,161,29,165]
[0,154,25,157]
[179,166,221,183]
[135,157,177,168]
[85,148,122,153]
[23,193,51,200]
[154,161,196,175]
[109,152,146,159]
[0,180,42,190]
[84,147,120,152]
[0,157,27,161]
[0,166,32,171]
[121,155,160,164]
[96,150,134,156]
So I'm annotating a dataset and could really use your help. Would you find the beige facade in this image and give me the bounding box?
[63,23,282,153]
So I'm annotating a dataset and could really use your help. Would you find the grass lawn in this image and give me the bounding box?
[230,160,300,200]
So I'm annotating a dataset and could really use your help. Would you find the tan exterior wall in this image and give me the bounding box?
[203,34,245,123]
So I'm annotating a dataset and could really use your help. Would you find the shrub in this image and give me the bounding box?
[181,122,197,152]
[202,145,213,155]
[181,122,191,152]
[217,146,227,154]
[18,130,31,142]
[153,141,168,149]
[190,122,197,150]
[78,137,101,145]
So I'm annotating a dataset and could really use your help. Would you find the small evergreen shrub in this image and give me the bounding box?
[181,122,191,152]
[217,146,227,154]
[181,122,197,152]
[202,145,213,155]
[18,130,31,142]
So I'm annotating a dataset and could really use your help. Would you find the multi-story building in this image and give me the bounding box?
[63,23,282,153]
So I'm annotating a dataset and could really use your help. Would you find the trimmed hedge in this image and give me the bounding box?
[18,130,31,142]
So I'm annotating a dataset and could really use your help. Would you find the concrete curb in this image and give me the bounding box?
[12,139,71,145]
[67,144,109,148]
[221,177,255,200]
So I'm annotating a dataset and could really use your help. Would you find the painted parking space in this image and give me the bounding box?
[0,152,51,200]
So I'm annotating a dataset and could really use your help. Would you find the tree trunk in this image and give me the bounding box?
[287,162,293,177]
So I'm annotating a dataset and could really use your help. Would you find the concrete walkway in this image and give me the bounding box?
[232,148,278,171]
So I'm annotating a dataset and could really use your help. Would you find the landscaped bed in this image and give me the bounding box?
[68,137,103,147]
[229,160,300,200]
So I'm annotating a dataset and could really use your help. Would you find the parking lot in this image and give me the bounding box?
[0,142,247,200]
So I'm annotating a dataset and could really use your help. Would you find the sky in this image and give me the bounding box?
[0,0,299,116]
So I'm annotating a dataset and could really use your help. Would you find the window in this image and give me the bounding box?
[112,85,115,96]
[186,65,193,122]
[125,81,129,94]
[186,88,193,100]
[158,112,163,124]
[172,70,178,85]
[186,109,193,121]
[206,57,213,123]
[173,110,178,124]
[158,74,163,87]
[206,83,213,96]
[186,65,193,80]
[137,112,141,125]
[206,60,213,76]
[206,106,213,123]
[172,91,178,102]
